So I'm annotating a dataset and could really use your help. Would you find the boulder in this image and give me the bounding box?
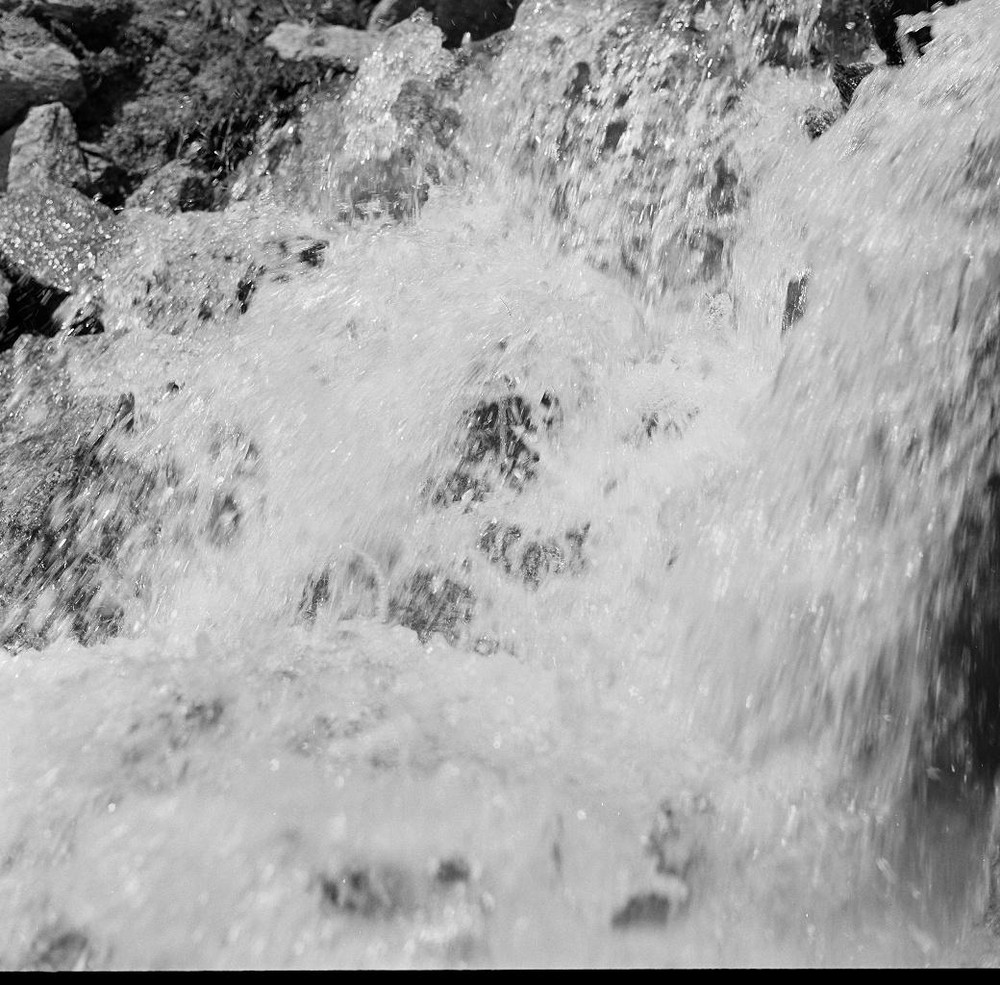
[6,102,88,192]
[263,22,378,70]
[0,14,84,131]
[0,180,114,293]
[0,180,113,348]
[369,0,523,47]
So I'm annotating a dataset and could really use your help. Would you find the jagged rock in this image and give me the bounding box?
[781,273,809,335]
[831,61,875,108]
[263,22,378,70]
[6,102,88,192]
[369,0,523,47]
[125,160,215,215]
[0,14,84,130]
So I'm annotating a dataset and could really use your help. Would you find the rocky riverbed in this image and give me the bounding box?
[2,0,1000,970]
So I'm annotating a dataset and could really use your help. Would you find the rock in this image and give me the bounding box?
[0,181,112,348]
[21,924,90,971]
[320,863,416,918]
[0,14,85,131]
[125,160,215,214]
[263,22,378,70]
[868,0,962,66]
[781,273,809,334]
[0,270,10,341]
[389,568,475,644]
[0,179,114,293]
[6,102,88,192]
[370,0,523,47]
[831,61,875,108]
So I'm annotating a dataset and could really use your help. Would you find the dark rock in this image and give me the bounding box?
[1,274,69,349]
[802,106,840,141]
[611,891,672,929]
[369,0,523,48]
[645,798,698,879]
[22,924,89,971]
[781,273,809,336]
[390,568,474,643]
[435,855,471,884]
[320,863,415,918]
[868,0,962,66]
[0,13,84,130]
[479,520,588,587]
[831,61,875,109]
[432,391,541,505]
[4,101,88,192]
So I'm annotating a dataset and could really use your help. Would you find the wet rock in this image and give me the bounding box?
[831,61,875,109]
[0,179,114,293]
[392,78,463,149]
[645,797,700,880]
[802,106,840,141]
[22,924,90,971]
[0,341,161,649]
[390,568,475,643]
[479,521,589,587]
[868,0,962,66]
[781,273,809,335]
[370,0,524,48]
[320,863,416,918]
[125,160,216,214]
[432,391,542,506]
[5,102,88,192]
[435,855,472,884]
[0,179,112,346]
[264,22,378,71]
[0,14,85,131]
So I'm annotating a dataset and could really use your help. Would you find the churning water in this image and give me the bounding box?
[3,0,1000,968]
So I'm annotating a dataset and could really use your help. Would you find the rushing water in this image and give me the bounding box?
[2,0,1000,968]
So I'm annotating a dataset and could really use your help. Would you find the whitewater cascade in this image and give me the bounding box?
[2,0,1000,968]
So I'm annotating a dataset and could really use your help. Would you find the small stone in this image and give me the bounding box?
[5,102,88,192]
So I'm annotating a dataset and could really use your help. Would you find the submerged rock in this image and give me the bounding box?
[0,13,84,130]
[390,568,475,644]
[124,160,216,215]
[5,102,88,192]
[21,924,90,972]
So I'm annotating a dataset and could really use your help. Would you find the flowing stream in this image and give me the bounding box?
[2,0,1000,968]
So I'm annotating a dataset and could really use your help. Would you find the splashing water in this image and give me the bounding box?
[3,0,1000,969]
